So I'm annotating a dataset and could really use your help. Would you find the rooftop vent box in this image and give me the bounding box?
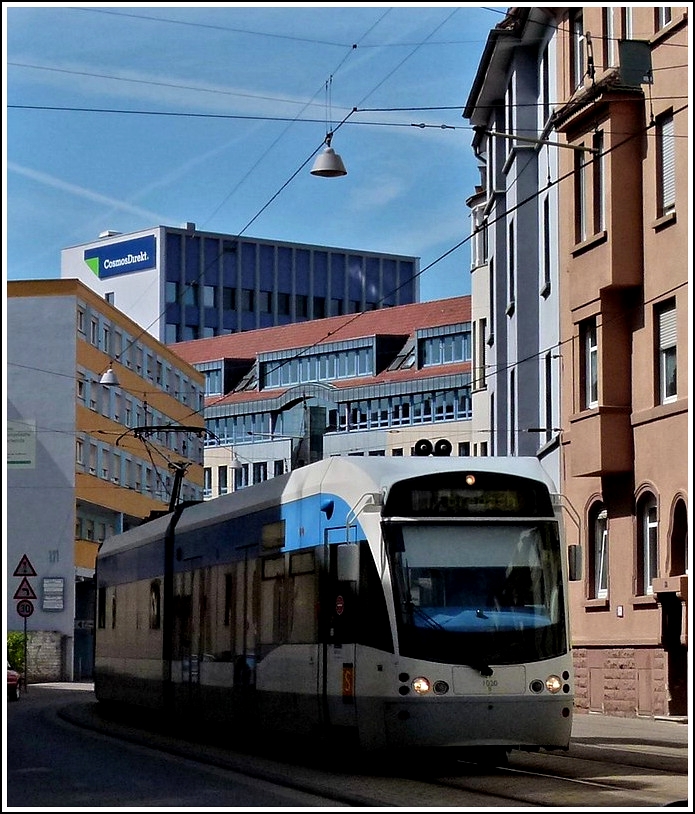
[618,40,653,86]
[182,222,196,231]
[98,230,122,239]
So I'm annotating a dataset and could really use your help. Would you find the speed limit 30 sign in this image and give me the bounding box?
[16,599,34,618]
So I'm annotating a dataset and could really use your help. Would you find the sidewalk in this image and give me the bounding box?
[569,710,690,774]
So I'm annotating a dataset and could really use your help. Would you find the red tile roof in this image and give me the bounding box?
[171,296,471,364]
[203,360,472,408]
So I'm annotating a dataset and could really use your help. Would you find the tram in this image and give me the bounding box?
[94,454,574,758]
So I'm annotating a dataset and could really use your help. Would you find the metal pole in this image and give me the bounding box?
[23,616,28,693]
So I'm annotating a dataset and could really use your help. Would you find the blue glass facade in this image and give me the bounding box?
[163,228,419,342]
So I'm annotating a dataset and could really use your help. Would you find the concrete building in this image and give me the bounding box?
[463,6,563,489]
[60,224,419,344]
[553,5,689,718]
[7,279,206,681]
[464,6,689,718]
[170,296,478,498]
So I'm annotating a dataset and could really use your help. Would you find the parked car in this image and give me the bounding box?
[7,662,21,701]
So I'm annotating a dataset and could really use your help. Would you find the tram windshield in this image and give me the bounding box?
[385,521,567,666]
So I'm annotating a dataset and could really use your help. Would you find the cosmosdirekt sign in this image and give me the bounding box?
[83,235,156,279]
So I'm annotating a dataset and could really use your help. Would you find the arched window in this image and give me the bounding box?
[588,504,608,599]
[669,498,688,577]
[637,493,659,595]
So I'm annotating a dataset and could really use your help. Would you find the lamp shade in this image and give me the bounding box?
[310,146,347,177]
[100,367,120,386]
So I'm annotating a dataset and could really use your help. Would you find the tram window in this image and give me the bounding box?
[97,586,106,629]
[290,551,314,575]
[357,541,394,653]
[262,520,285,549]
[149,580,161,629]
[224,573,233,626]
[263,556,284,579]
[289,572,317,642]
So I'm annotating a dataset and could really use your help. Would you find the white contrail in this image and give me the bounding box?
[7,162,171,221]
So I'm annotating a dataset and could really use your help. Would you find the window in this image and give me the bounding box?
[182,283,198,306]
[75,438,84,465]
[222,287,236,310]
[90,319,99,346]
[655,7,672,31]
[259,291,272,313]
[509,368,516,455]
[621,7,633,39]
[590,506,608,599]
[570,9,585,90]
[544,352,553,444]
[592,130,604,233]
[656,301,677,403]
[205,368,222,396]
[165,323,178,344]
[295,294,308,318]
[574,147,587,243]
[580,318,598,408]
[312,296,325,318]
[507,219,515,309]
[203,285,215,308]
[471,203,487,268]
[657,113,675,217]
[235,463,249,490]
[540,44,550,124]
[203,467,212,498]
[165,281,178,303]
[241,289,254,312]
[504,80,514,160]
[602,7,617,67]
[541,195,551,296]
[637,494,659,595]
[218,465,228,496]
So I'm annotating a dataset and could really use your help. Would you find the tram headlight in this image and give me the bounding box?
[545,674,562,693]
[411,676,431,695]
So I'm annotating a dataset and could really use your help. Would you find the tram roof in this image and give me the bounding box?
[98,456,557,560]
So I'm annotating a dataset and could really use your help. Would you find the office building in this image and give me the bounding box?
[61,224,420,344]
[171,296,481,498]
[7,279,206,681]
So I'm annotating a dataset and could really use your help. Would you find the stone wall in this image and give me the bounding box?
[22,631,66,682]
[572,645,669,718]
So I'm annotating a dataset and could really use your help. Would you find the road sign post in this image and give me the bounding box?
[13,554,37,694]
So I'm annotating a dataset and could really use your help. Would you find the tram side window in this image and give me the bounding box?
[260,556,286,646]
[289,551,317,643]
[97,586,106,629]
[150,580,161,629]
[357,541,394,653]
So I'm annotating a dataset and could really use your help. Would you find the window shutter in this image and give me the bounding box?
[661,116,675,212]
[659,307,677,349]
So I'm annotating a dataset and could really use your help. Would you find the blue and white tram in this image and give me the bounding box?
[94,455,574,756]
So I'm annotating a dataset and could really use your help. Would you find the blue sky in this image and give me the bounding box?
[4,3,506,302]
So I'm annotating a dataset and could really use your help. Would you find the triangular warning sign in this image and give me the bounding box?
[14,554,37,577]
[14,577,37,600]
